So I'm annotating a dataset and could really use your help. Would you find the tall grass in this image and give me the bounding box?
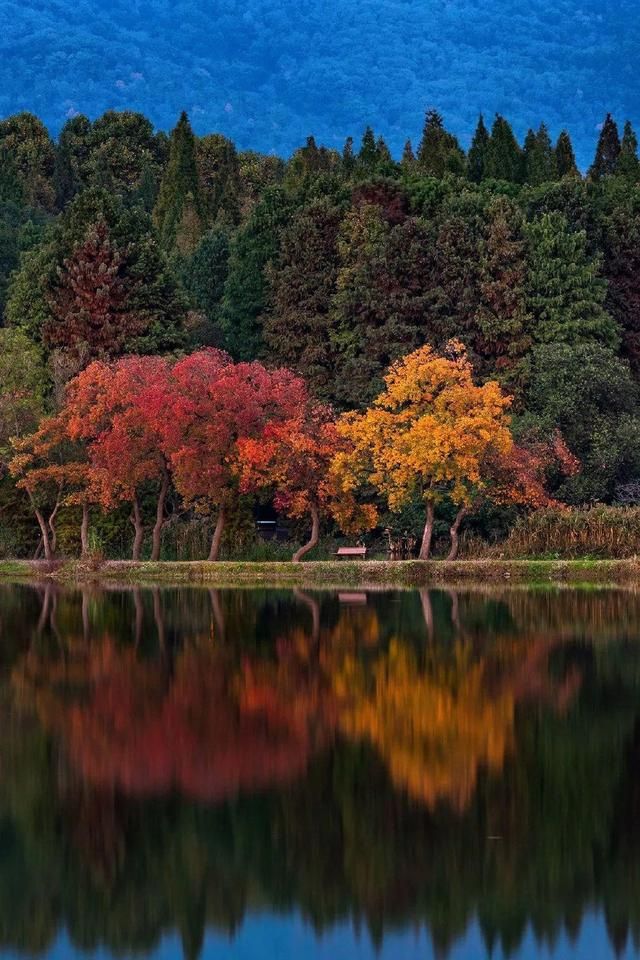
[466,506,640,559]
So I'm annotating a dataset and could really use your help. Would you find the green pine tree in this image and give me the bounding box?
[467,115,490,183]
[153,112,203,253]
[589,114,621,180]
[417,109,465,177]
[525,212,620,348]
[218,187,293,360]
[401,139,416,171]
[484,115,523,183]
[523,123,557,185]
[342,136,356,176]
[617,121,640,180]
[555,130,579,178]
[358,127,378,172]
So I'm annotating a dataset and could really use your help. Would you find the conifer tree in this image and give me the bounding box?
[358,127,378,172]
[341,136,356,176]
[472,197,531,394]
[264,198,343,400]
[196,133,241,227]
[523,123,557,185]
[467,115,490,183]
[484,115,523,183]
[617,121,640,180]
[401,139,416,171]
[376,136,393,166]
[153,112,203,254]
[525,212,620,348]
[555,130,579,178]
[417,109,465,177]
[218,187,293,360]
[589,114,621,180]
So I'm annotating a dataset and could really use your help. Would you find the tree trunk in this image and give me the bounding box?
[133,588,143,648]
[446,506,469,561]
[31,496,52,562]
[81,589,90,641]
[48,499,60,555]
[418,502,436,560]
[151,472,169,562]
[80,502,90,558]
[209,589,225,641]
[292,504,320,563]
[130,497,144,561]
[208,506,226,561]
[153,588,166,653]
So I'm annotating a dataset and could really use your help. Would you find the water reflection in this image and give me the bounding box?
[0,583,640,958]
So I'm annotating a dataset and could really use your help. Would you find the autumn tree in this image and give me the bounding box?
[337,343,512,559]
[9,412,89,559]
[239,400,376,561]
[161,350,307,560]
[43,219,148,365]
[64,357,174,560]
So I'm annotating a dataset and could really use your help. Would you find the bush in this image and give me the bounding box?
[465,506,640,559]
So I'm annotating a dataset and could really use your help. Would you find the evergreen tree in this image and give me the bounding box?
[472,197,531,394]
[484,115,523,183]
[467,115,490,183]
[0,113,56,212]
[218,187,293,360]
[401,139,416,172]
[617,121,640,180]
[589,114,621,180]
[264,198,343,400]
[555,131,579,178]
[525,212,619,348]
[196,133,241,227]
[358,127,378,172]
[376,136,393,167]
[331,206,433,407]
[523,123,557,185]
[602,207,640,372]
[341,136,356,177]
[178,228,230,342]
[153,112,203,254]
[417,109,465,177]
[54,115,92,209]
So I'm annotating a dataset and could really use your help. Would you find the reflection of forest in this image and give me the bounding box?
[1,583,640,958]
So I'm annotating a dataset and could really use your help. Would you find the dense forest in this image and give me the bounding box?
[2,106,640,559]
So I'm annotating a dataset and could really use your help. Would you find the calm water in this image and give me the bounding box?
[1,583,640,960]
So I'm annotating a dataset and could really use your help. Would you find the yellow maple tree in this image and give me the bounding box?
[336,341,513,558]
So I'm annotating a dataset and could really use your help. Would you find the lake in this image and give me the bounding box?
[0,581,639,960]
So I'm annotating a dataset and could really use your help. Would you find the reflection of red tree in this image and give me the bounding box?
[15,641,334,801]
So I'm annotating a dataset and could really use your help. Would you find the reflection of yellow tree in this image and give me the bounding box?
[338,640,515,811]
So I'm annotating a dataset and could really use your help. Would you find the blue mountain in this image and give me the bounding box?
[1,0,638,167]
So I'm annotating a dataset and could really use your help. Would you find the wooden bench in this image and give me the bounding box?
[336,546,367,559]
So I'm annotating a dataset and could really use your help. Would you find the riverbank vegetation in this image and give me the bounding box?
[2,107,640,560]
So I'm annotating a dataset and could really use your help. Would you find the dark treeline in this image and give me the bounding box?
[2,106,640,555]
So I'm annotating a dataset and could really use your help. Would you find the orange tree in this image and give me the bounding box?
[9,411,90,559]
[336,341,513,559]
[64,356,173,561]
[161,349,308,560]
[238,400,377,561]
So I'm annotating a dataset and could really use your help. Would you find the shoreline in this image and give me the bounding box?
[1,558,640,588]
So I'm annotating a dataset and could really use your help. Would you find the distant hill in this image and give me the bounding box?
[1,0,638,165]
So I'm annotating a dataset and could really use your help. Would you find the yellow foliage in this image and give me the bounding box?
[337,640,515,811]
[336,342,513,511]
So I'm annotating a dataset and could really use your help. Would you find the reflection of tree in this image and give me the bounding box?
[3,584,640,958]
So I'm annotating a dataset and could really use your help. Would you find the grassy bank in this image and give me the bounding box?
[1,557,640,587]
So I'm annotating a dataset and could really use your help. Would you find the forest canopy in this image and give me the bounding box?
[2,104,640,559]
